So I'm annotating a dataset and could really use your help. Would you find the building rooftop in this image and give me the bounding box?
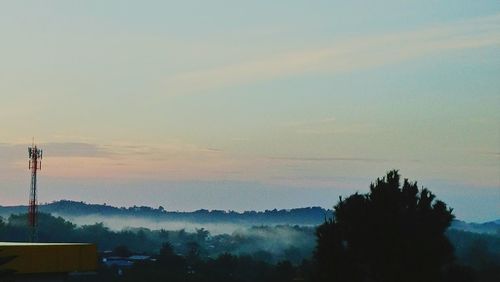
[0,242,93,246]
[0,242,98,274]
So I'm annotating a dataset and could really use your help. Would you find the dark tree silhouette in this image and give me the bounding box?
[314,170,456,282]
[113,245,132,257]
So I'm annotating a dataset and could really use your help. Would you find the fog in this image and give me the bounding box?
[54,213,317,262]
[230,225,316,257]
[54,214,253,235]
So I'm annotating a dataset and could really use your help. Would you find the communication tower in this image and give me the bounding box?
[28,140,42,242]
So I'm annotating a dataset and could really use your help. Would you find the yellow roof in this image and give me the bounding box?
[0,242,98,274]
[0,242,92,246]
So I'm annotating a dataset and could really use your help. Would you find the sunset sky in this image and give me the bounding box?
[1,1,499,221]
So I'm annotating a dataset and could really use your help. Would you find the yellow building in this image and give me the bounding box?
[0,242,98,281]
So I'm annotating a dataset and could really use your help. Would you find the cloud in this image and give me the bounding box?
[0,141,228,180]
[44,142,112,158]
[163,13,500,94]
[279,118,381,136]
[0,142,112,159]
[267,156,389,163]
[475,151,500,158]
[281,117,337,128]
[0,143,25,161]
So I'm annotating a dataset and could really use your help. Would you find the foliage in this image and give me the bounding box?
[447,229,500,281]
[314,170,456,282]
[97,251,308,282]
[0,200,332,225]
[113,245,132,257]
[0,213,315,264]
[0,178,498,281]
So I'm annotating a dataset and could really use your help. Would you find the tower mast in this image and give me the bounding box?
[28,140,42,242]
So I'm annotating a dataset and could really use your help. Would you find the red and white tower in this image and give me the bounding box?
[28,141,42,242]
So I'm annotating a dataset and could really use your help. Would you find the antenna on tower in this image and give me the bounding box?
[28,140,42,242]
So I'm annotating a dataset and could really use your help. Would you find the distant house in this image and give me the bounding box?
[102,257,134,268]
[128,255,153,262]
[102,254,155,275]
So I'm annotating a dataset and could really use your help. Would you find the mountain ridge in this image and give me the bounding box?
[0,200,333,225]
[1,200,498,234]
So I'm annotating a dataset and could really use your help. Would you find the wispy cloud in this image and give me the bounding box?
[0,142,115,162]
[163,14,500,95]
[267,156,390,163]
[475,151,500,157]
[279,117,380,136]
[281,117,337,128]
[0,141,227,179]
[45,142,112,158]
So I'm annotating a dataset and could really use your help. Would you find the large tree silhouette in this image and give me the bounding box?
[314,170,455,282]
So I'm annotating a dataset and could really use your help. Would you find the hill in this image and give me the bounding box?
[0,200,332,226]
[1,200,498,235]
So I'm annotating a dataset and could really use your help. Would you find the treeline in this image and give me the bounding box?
[0,215,498,281]
[3,171,498,281]
[0,200,332,225]
[1,213,499,268]
[447,229,500,280]
[89,231,500,282]
[0,213,315,264]
[93,250,312,282]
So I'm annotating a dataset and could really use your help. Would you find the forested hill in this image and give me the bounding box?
[1,201,498,233]
[0,200,332,225]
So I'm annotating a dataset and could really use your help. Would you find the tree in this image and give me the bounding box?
[273,261,295,282]
[314,170,455,282]
[157,242,187,274]
[185,241,201,265]
[158,242,175,260]
[113,245,132,257]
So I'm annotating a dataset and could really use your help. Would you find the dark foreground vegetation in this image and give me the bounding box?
[0,171,498,281]
[313,170,499,282]
[96,250,309,282]
[0,214,315,265]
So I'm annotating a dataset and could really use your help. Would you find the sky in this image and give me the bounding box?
[0,1,499,222]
